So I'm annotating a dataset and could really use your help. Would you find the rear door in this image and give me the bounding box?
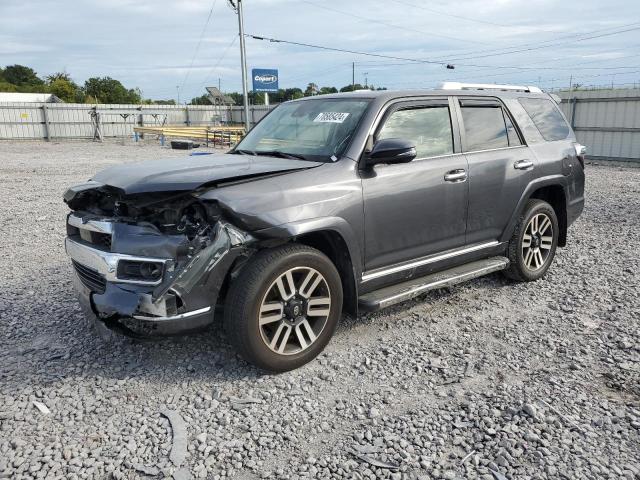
[454,97,536,245]
[361,98,468,271]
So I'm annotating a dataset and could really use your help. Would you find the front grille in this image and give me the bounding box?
[72,260,107,294]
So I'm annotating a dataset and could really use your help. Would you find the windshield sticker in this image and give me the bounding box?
[314,112,350,123]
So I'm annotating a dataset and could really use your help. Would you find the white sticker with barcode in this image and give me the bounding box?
[314,112,350,123]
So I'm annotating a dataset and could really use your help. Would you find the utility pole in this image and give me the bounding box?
[229,0,251,132]
[364,72,369,89]
[176,85,180,105]
[352,62,355,92]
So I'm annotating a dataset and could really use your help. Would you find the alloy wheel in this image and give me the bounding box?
[258,267,331,355]
[522,213,554,271]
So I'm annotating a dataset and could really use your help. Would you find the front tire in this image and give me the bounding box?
[504,199,559,282]
[224,244,343,372]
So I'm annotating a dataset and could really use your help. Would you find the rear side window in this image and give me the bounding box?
[378,106,453,158]
[519,97,570,142]
[460,105,510,151]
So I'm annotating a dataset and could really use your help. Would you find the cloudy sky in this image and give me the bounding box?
[1,0,639,101]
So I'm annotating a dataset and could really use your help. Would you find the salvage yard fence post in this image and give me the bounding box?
[42,103,51,141]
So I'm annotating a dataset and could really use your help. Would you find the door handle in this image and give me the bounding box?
[444,169,467,182]
[514,159,534,170]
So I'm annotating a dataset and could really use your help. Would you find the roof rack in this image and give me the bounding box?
[440,82,542,93]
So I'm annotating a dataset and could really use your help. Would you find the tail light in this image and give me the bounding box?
[574,143,587,169]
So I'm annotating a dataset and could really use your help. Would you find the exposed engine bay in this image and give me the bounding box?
[66,185,215,237]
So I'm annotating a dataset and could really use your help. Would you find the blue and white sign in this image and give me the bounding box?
[252,69,279,93]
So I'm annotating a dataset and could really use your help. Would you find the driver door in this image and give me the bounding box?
[361,98,468,271]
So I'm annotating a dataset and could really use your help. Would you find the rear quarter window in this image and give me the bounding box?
[518,97,570,142]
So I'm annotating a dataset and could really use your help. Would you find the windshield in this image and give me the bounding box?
[233,98,371,161]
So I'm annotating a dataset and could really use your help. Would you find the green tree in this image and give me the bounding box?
[304,83,319,96]
[46,72,72,83]
[282,88,303,101]
[48,78,77,102]
[83,77,141,104]
[340,83,364,92]
[3,65,44,86]
[320,86,338,95]
[0,81,17,92]
[227,92,243,106]
[190,94,212,105]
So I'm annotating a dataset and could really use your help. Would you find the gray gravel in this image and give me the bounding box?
[0,140,639,480]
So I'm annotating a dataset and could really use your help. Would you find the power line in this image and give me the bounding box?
[299,0,492,46]
[441,23,640,62]
[144,36,238,99]
[179,0,220,95]
[298,0,640,64]
[248,30,640,72]
[197,35,238,92]
[248,34,447,65]
[384,0,519,28]
[353,59,640,71]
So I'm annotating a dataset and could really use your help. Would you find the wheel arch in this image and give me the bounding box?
[529,185,567,247]
[502,176,569,247]
[252,217,362,317]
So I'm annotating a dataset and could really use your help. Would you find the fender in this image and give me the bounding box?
[253,216,362,317]
[500,174,569,243]
[253,216,363,279]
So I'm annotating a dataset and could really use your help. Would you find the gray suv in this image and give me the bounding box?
[64,83,585,371]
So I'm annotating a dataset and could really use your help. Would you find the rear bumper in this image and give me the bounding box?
[65,220,254,337]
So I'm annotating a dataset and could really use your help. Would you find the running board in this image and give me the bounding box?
[358,256,510,312]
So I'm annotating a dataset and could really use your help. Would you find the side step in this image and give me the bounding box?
[358,256,510,312]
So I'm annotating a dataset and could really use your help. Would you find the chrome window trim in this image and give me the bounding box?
[383,151,463,165]
[68,214,114,234]
[462,145,528,155]
[361,241,500,282]
[66,237,170,286]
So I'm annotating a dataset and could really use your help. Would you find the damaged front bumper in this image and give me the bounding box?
[65,214,254,337]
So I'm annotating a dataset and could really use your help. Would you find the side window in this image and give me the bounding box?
[378,106,453,158]
[461,105,509,151]
[518,97,570,142]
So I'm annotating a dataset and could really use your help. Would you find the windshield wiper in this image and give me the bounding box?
[231,149,257,156]
[254,150,308,161]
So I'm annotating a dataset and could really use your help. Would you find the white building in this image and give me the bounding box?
[0,92,62,103]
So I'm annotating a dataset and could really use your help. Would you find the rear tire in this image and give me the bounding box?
[503,199,559,282]
[224,244,343,372]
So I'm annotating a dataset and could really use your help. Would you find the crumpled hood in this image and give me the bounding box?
[89,153,323,195]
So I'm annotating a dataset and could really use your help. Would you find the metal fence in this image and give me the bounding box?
[0,103,273,140]
[558,88,640,163]
[2,91,639,163]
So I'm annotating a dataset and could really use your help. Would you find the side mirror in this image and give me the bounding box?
[366,138,417,166]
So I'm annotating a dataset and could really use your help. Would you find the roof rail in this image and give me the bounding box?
[440,82,542,93]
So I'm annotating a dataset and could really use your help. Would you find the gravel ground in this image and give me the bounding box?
[0,140,638,480]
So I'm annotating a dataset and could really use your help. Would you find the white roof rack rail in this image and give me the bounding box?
[440,82,542,93]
